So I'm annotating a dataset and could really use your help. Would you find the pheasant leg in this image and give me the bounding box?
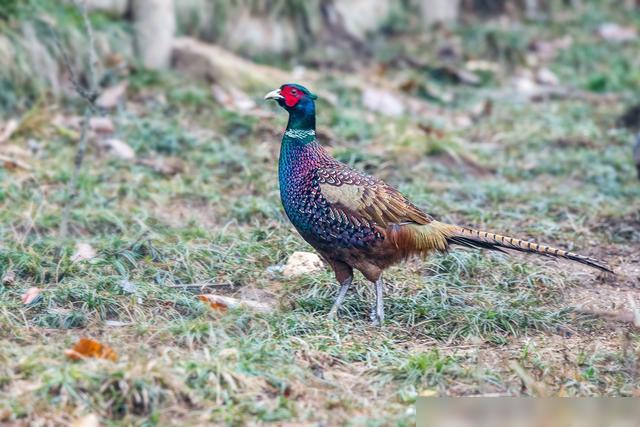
[370,277,385,326]
[328,277,352,320]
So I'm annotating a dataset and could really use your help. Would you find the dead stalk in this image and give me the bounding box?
[51,0,101,238]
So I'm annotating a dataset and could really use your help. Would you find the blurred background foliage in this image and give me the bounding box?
[2,0,638,114]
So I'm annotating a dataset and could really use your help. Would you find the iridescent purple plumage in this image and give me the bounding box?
[278,130,383,251]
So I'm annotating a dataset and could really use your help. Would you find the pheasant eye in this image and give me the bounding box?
[291,89,298,95]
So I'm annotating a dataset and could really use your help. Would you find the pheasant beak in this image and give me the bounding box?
[264,88,283,101]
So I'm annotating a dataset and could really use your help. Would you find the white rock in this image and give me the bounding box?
[282,251,324,278]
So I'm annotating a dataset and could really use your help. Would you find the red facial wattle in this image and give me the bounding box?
[281,86,301,107]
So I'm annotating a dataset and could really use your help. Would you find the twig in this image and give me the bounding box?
[77,0,99,95]
[166,283,231,288]
[49,0,101,238]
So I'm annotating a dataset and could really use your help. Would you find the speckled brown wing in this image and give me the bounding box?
[316,166,433,228]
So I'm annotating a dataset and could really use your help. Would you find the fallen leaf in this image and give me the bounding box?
[511,71,569,101]
[21,287,41,305]
[89,117,115,134]
[96,81,128,109]
[0,154,31,171]
[0,119,19,143]
[597,23,637,42]
[102,138,135,160]
[71,243,97,262]
[198,294,272,313]
[282,251,324,278]
[198,294,229,311]
[137,156,185,176]
[65,338,118,362]
[419,389,438,397]
[71,413,100,427]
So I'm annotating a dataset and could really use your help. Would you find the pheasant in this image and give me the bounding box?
[265,83,613,325]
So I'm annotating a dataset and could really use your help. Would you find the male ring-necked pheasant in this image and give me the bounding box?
[265,83,613,325]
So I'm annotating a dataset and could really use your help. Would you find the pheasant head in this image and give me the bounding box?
[265,83,317,131]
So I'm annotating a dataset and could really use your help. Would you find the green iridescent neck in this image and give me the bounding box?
[284,96,316,142]
[279,95,319,180]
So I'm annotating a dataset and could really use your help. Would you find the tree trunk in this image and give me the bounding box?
[420,0,460,24]
[132,0,175,69]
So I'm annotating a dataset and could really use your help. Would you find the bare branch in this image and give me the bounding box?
[51,0,102,238]
[46,24,95,105]
[75,0,99,97]
[59,107,92,238]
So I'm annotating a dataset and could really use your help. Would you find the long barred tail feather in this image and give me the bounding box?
[444,225,614,273]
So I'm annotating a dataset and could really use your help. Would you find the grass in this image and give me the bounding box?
[1,0,640,424]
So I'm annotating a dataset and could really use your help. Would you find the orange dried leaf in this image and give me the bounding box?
[65,338,118,362]
[21,287,41,305]
[198,294,228,311]
[197,293,272,313]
